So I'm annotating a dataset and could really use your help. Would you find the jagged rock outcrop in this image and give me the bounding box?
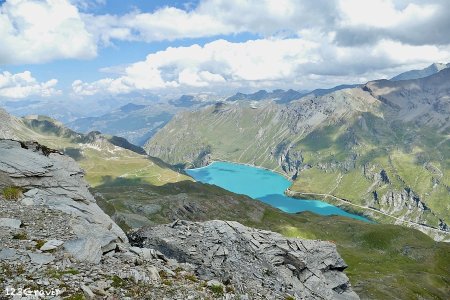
[379,189,428,216]
[278,147,303,180]
[192,146,213,167]
[130,219,359,300]
[371,188,449,237]
[0,195,217,299]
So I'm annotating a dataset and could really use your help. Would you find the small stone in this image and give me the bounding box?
[23,189,39,197]
[102,242,117,253]
[64,238,102,263]
[207,279,223,287]
[141,248,153,260]
[286,264,297,271]
[0,248,17,260]
[129,246,142,256]
[129,269,149,283]
[80,284,95,299]
[167,258,179,268]
[147,266,161,282]
[91,286,108,296]
[95,280,110,291]
[0,217,22,229]
[28,252,55,265]
[163,267,176,277]
[40,239,64,251]
[21,198,34,206]
[155,250,168,262]
[37,279,50,286]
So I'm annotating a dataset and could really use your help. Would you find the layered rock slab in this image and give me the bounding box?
[0,139,126,263]
[130,219,359,299]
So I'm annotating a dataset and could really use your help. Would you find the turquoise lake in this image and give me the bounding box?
[186,161,370,222]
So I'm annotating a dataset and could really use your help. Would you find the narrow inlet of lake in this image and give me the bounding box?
[186,161,371,222]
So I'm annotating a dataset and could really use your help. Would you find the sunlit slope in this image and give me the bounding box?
[145,71,450,236]
[146,88,382,171]
[146,101,289,168]
[0,110,190,187]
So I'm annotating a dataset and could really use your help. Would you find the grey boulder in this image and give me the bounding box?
[64,238,103,264]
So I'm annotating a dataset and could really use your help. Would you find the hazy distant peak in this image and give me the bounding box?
[119,103,146,113]
[391,62,450,81]
[226,89,305,103]
[22,114,64,126]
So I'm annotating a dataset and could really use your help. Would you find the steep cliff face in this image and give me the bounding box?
[278,147,304,179]
[130,219,359,300]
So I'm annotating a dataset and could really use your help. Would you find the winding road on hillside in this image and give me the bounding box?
[286,189,447,236]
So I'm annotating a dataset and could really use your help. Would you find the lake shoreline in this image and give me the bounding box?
[195,158,293,180]
[186,160,372,223]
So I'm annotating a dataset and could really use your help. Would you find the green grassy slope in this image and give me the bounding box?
[93,179,450,300]
[290,112,449,229]
[146,101,286,169]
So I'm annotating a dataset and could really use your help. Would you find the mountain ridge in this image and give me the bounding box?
[0,107,190,187]
[391,62,450,81]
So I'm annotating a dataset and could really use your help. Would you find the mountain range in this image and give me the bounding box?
[145,68,450,241]
[67,94,223,146]
[1,108,446,298]
[61,63,448,146]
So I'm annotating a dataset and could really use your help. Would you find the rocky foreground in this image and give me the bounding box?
[0,139,358,299]
[130,220,359,299]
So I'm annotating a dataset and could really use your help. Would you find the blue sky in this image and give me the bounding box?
[4,0,255,87]
[1,0,450,101]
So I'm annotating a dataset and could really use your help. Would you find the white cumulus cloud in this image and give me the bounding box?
[0,71,61,99]
[2,0,450,97]
[1,0,449,66]
[81,0,450,47]
[71,36,450,96]
[83,6,233,45]
[0,0,96,64]
[71,38,319,95]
